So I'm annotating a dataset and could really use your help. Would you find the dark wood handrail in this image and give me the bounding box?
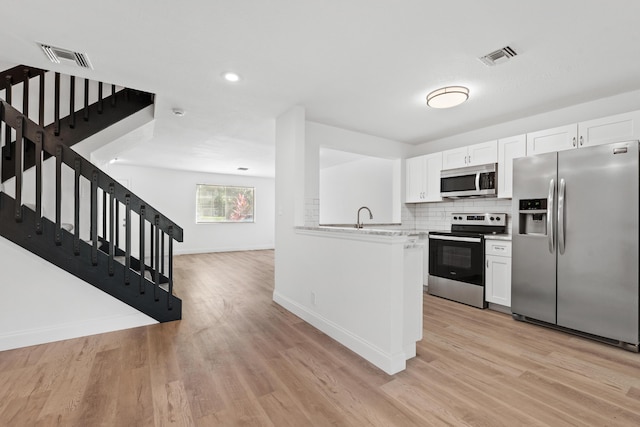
[0,100,184,241]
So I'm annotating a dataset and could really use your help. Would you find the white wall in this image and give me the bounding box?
[320,156,396,224]
[305,121,411,225]
[106,163,275,254]
[0,235,156,351]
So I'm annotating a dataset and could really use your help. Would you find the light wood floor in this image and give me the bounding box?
[1,250,640,426]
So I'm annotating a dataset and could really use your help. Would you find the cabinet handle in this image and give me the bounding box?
[572,137,576,147]
[486,260,489,268]
[579,135,583,146]
[468,155,471,164]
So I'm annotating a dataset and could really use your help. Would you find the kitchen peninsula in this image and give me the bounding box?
[273,225,424,375]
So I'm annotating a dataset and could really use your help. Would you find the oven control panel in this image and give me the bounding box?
[451,213,506,227]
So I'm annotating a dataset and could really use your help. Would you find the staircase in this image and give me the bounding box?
[0,66,182,323]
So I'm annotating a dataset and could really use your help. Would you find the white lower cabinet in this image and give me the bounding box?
[485,240,512,307]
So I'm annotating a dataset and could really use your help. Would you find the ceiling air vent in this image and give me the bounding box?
[39,44,93,69]
[479,46,517,66]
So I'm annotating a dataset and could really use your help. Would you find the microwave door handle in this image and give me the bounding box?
[475,172,480,191]
[558,178,566,254]
[548,178,555,254]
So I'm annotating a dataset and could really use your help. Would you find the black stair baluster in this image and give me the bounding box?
[55,145,62,245]
[102,190,107,240]
[111,84,116,107]
[91,171,98,265]
[98,82,103,114]
[34,131,43,234]
[139,205,146,294]
[83,78,89,121]
[4,76,12,162]
[69,76,75,129]
[14,116,23,222]
[54,73,60,135]
[22,68,29,118]
[108,184,115,276]
[150,223,154,271]
[168,226,174,310]
[161,232,165,275]
[73,158,81,255]
[154,215,160,301]
[38,73,45,127]
[115,198,120,249]
[125,195,131,285]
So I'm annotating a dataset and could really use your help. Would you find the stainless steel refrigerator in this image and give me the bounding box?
[512,140,639,349]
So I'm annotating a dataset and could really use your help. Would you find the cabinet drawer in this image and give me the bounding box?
[485,240,512,257]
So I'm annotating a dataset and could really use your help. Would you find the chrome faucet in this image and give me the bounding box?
[356,206,373,229]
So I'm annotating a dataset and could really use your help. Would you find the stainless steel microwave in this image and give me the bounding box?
[440,163,497,198]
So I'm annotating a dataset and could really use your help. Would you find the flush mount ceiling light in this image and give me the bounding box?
[426,86,469,109]
[222,71,241,83]
[237,167,249,171]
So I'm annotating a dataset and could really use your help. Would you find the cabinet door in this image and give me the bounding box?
[441,147,468,170]
[423,152,443,202]
[578,110,640,148]
[527,124,578,155]
[405,156,425,203]
[497,135,526,198]
[485,255,512,307]
[467,140,498,166]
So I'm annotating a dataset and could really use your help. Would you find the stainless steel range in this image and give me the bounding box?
[428,213,506,308]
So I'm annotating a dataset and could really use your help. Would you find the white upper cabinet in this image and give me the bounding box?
[578,110,640,148]
[405,152,442,203]
[526,124,578,155]
[497,134,526,199]
[442,140,498,170]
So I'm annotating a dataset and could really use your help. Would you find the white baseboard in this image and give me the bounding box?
[174,245,274,255]
[0,313,157,351]
[272,291,406,375]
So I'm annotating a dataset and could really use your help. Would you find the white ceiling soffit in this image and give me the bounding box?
[39,44,93,69]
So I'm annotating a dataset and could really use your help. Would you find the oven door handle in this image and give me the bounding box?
[475,172,481,191]
[428,235,482,243]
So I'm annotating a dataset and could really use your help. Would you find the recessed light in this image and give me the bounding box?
[172,108,185,117]
[222,72,241,83]
[426,86,469,109]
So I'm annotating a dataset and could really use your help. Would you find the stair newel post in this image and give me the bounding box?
[111,84,116,107]
[34,131,43,234]
[83,78,89,121]
[0,103,3,189]
[168,226,174,310]
[108,184,115,276]
[69,76,76,129]
[125,195,131,285]
[38,73,45,127]
[54,145,62,245]
[154,215,160,301]
[14,116,23,222]
[98,82,103,114]
[73,158,81,255]
[54,72,60,136]
[139,205,146,294]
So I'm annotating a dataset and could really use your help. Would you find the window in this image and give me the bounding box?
[196,185,255,223]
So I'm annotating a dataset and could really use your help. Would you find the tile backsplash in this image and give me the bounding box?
[403,198,513,233]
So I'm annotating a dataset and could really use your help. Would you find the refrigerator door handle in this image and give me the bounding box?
[548,178,555,253]
[558,178,566,254]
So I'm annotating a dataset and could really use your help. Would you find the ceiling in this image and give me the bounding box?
[1,1,640,178]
